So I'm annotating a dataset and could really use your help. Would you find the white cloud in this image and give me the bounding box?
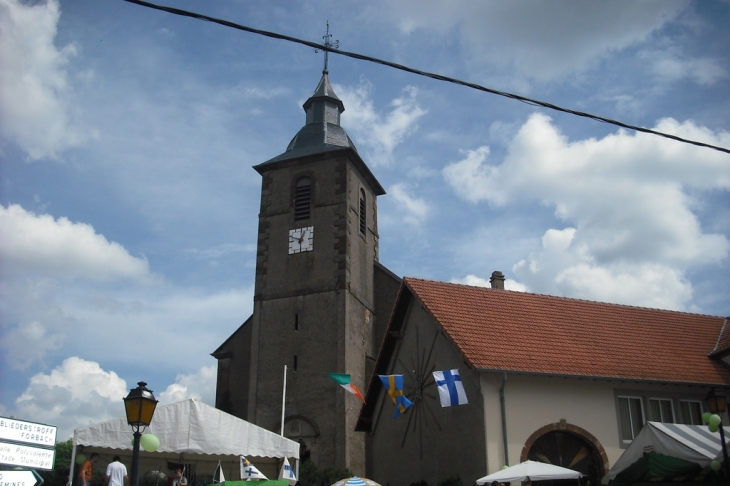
[13,357,128,440]
[380,0,691,81]
[0,204,150,281]
[642,48,728,86]
[337,82,426,165]
[159,366,217,406]
[444,114,730,309]
[388,183,430,225]
[0,0,88,159]
[9,359,217,441]
[1,321,65,371]
[442,146,495,204]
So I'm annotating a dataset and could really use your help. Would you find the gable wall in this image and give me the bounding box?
[368,302,487,486]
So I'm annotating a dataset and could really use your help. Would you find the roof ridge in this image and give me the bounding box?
[402,276,723,318]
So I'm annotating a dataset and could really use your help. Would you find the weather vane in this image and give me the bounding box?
[314,21,339,73]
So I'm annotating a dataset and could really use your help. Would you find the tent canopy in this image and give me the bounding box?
[603,421,729,484]
[73,398,300,459]
[476,460,581,484]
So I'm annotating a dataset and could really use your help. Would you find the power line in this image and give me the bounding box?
[122,0,730,156]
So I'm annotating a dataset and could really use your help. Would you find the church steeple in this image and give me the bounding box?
[257,71,358,167]
[303,71,345,126]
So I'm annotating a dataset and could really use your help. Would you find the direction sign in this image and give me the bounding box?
[0,441,55,470]
[0,417,57,448]
[0,470,41,486]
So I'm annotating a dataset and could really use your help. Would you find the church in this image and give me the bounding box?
[212,68,730,485]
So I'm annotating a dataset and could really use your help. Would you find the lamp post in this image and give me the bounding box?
[706,388,729,479]
[124,382,158,486]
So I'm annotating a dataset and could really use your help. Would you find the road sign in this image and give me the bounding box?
[0,470,41,486]
[0,417,57,448]
[0,441,55,470]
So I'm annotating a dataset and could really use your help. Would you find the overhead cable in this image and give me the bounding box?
[122,0,730,156]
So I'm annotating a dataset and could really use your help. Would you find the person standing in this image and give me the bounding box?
[78,453,99,486]
[105,456,128,486]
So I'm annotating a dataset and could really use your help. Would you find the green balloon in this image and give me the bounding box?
[709,422,719,433]
[75,454,87,464]
[702,412,712,424]
[709,414,722,428]
[711,459,721,471]
[140,433,160,452]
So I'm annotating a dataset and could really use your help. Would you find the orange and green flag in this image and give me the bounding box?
[328,373,366,403]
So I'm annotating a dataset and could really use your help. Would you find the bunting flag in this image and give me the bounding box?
[279,458,297,486]
[213,461,225,483]
[240,456,268,480]
[379,374,413,418]
[328,373,366,402]
[433,369,468,407]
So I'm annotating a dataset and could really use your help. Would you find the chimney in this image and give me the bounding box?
[490,271,505,290]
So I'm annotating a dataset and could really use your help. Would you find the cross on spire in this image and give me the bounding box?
[315,21,339,73]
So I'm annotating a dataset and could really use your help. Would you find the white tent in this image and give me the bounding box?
[476,460,581,484]
[68,399,299,486]
[603,421,729,484]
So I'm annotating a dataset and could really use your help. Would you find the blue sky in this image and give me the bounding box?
[1,0,729,440]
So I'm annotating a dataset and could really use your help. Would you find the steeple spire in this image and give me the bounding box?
[316,21,339,74]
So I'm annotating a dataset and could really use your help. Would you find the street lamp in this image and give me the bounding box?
[124,382,158,486]
[705,388,729,479]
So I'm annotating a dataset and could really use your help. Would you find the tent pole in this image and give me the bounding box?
[67,444,77,486]
[281,365,287,436]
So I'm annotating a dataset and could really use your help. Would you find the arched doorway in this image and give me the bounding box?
[280,414,319,462]
[522,423,608,486]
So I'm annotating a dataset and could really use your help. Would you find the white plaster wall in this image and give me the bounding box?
[480,372,712,477]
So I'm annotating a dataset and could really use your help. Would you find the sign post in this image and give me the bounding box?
[0,470,42,486]
[0,416,57,471]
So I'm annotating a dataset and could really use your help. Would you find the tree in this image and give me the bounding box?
[38,440,73,486]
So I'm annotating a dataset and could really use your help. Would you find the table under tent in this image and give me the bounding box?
[67,399,299,486]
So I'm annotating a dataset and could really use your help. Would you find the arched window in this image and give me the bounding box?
[359,188,366,236]
[294,177,311,221]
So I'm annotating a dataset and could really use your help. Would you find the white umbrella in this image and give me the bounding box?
[476,460,582,484]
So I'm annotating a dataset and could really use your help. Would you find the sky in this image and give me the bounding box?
[1,0,729,441]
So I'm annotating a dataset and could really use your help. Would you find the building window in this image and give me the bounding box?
[618,396,645,443]
[295,177,311,221]
[649,398,675,423]
[679,400,703,425]
[359,189,366,236]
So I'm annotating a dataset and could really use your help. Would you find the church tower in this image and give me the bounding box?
[213,68,395,473]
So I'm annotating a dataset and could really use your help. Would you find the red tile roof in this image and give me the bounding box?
[404,277,730,385]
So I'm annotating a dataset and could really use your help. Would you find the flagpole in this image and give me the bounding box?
[280,364,287,436]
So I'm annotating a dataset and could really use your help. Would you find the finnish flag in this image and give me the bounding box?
[433,369,468,407]
[240,456,267,480]
[279,457,297,486]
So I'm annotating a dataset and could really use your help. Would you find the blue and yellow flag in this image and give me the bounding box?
[379,374,413,418]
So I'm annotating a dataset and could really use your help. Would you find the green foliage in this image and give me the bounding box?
[38,440,74,486]
[297,460,351,486]
[436,476,463,486]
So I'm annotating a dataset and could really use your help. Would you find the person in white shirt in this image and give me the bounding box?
[105,456,128,486]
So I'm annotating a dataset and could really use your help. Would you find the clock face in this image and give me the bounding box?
[288,226,314,254]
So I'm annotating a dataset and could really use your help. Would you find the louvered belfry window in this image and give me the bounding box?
[295,177,311,221]
[359,189,366,235]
